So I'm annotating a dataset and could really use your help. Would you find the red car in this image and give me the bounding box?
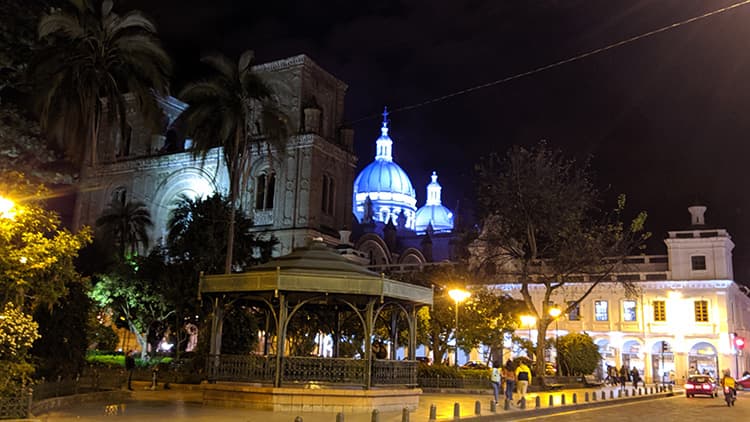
[736,374,750,390]
[685,375,718,398]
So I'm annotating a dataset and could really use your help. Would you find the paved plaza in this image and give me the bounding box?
[33,383,680,422]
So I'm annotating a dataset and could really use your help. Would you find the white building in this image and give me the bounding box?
[490,205,750,382]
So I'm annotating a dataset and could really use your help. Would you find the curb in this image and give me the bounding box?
[446,390,675,421]
[30,390,132,417]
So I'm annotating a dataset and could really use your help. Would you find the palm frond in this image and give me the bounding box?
[201,54,237,82]
[38,14,83,39]
[109,11,158,35]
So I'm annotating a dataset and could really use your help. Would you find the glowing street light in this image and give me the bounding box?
[448,288,471,367]
[520,314,537,343]
[549,306,562,374]
[0,195,16,219]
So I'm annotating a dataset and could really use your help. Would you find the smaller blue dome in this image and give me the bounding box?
[415,172,454,234]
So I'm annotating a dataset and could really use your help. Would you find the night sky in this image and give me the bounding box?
[121,0,750,281]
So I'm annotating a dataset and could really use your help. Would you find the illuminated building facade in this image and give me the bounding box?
[74,55,357,256]
[489,205,750,382]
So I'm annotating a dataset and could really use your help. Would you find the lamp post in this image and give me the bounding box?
[520,315,537,360]
[549,306,562,375]
[448,288,470,367]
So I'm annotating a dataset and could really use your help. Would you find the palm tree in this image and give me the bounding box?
[178,50,287,274]
[96,199,153,260]
[33,0,171,166]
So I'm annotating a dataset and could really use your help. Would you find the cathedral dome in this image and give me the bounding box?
[353,108,417,229]
[415,172,454,234]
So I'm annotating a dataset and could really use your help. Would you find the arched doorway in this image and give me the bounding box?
[622,340,644,373]
[688,342,718,378]
[650,340,674,384]
[596,338,615,378]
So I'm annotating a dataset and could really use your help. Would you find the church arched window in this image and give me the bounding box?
[255,171,275,210]
[112,187,127,205]
[115,124,133,158]
[321,174,335,215]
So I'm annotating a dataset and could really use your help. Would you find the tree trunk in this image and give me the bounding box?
[535,321,548,385]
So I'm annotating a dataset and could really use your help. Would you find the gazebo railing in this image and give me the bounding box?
[207,354,418,387]
[372,360,417,386]
[284,356,366,384]
[207,354,275,383]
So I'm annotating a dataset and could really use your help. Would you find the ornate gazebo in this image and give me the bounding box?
[199,240,433,411]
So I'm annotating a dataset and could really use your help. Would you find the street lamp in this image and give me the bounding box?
[549,306,562,374]
[520,314,537,343]
[448,288,470,367]
[0,195,16,219]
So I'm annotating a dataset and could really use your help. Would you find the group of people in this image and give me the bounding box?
[489,359,533,405]
[604,364,643,388]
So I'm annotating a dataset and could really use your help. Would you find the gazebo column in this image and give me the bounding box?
[274,293,288,388]
[364,298,376,389]
[408,305,417,360]
[389,310,399,359]
[209,297,225,356]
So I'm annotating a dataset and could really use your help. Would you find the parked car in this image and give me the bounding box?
[685,375,718,398]
[460,361,489,370]
[736,374,750,390]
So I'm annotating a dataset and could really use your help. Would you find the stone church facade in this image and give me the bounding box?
[74,55,358,256]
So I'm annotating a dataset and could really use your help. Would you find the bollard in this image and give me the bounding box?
[669,384,673,393]
[336,412,344,422]
[585,392,589,402]
[371,409,379,422]
[631,389,635,397]
[625,389,629,397]
[474,401,481,416]
[453,402,460,420]
[639,388,643,396]
[593,391,597,401]
[616,390,621,398]
[401,407,409,422]
[602,391,606,400]
[490,400,496,413]
[561,394,566,405]
[429,404,436,422]
[294,417,303,422]
[549,395,554,407]
[573,393,577,404]
[520,397,526,410]
[535,396,541,409]
[504,399,510,411]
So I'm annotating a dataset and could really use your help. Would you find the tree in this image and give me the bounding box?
[473,142,648,382]
[167,193,276,274]
[33,0,171,165]
[95,198,153,260]
[178,50,287,274]
[557,332,601,376]
[89,264,171,359]
[0,302,39,395]
[460,288,526,364]
[0,172,92,311]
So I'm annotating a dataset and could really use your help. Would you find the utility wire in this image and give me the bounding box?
[348,0,750,125]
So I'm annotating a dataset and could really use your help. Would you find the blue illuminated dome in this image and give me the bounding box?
[415,172,454,234]
[353,108,417,229]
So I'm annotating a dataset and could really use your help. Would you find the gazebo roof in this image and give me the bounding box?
[199,241,433,305]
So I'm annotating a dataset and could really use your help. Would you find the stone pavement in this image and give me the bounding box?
[34,382,676,422]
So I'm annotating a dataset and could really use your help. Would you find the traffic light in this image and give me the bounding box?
[735,337,746,350]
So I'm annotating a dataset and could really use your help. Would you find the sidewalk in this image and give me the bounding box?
[35,382,676,422]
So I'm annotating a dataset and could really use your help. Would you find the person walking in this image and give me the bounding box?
[515,359,532,405]
[490,361,502,404]
[619,364,628,388]
[125,350,136,390]
[503,360,516,403]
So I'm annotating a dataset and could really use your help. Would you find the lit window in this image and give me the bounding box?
[567,301,580,321]
[623,300,637,322]
[653,300,666,322]
[694,300,709,322]
[255,172,275,210]
[594,300,608,321]
[691,255,706,271]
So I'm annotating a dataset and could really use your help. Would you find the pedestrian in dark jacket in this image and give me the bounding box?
[125,351,136,390]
